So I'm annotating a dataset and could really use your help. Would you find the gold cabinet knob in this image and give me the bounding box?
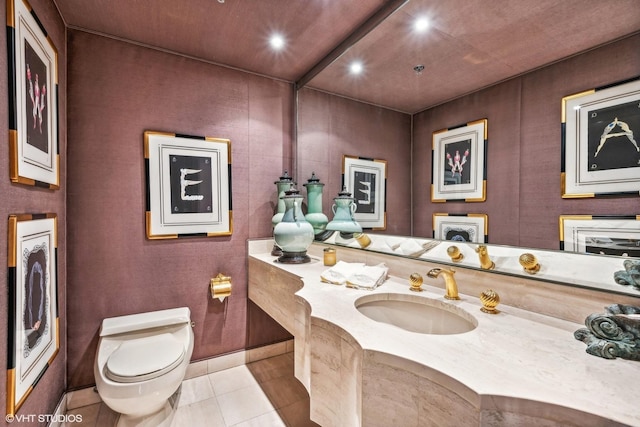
[519,253,540,274]
[447,245,464,262]
[480,289,500,314]
[409,273,423,292]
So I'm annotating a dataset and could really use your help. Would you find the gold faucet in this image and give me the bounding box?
[475,245,495,270]
[427,268,459,300]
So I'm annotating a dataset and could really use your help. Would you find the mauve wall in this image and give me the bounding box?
[0,0,67,423]
[297,88,412,236]
[413,34,640,249]
[66,30,292,389]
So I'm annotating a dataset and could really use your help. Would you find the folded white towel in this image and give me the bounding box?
[396,239,424,256]
[346,263,388,290]
[320,261,366,285]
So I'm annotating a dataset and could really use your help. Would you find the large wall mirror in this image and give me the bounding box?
[294,0,640,297]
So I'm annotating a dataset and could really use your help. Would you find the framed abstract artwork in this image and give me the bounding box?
[559,215,640,257]
[6,214,59,417]
[144,131,233,239]
[7,0,59,188]
[431,119,487,202]
[342,155,387,229]
[561,77,640,198]
[433,213,488,243]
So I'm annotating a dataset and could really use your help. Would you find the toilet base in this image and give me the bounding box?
[115,385,181,427]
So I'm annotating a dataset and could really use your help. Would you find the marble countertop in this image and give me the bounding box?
[249,241,640,426]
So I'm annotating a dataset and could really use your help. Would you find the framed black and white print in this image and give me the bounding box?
[342,155,387,229]
[7,214,59,417]
[7,0,59,189]
[562,77,640,198]
[431,119,487,202]
[559,215,640,257]
[145,131,232,239]
[433,213,488,243]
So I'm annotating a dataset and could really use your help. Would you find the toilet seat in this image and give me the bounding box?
[105,333,185,383]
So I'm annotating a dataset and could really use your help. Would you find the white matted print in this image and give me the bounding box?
[7,214,59,417]
[7,0,59,188]
[559,215,640,257]
[145,131,232,239]
[562,77,640,197]
[433,213,488,243]
[431,119,487,202]
[342,155,387,230]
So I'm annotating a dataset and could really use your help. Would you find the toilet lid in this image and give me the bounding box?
[105,333,185,383]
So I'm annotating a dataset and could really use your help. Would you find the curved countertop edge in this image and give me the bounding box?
[248,241,640,426]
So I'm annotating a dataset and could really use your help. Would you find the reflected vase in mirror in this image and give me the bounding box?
[271,170,294,256]
[273,185,315,263]
[326,186,362,239]
[303,172,330,241]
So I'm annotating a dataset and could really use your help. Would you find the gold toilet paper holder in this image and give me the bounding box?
[210,273,232,302]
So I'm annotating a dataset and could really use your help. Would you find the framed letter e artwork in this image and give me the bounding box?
[145,131,232,239]
[342,155,387,230]
[7,0,59,188]
[431,119,487,202]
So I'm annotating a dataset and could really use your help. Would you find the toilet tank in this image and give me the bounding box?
[100,307,191,337]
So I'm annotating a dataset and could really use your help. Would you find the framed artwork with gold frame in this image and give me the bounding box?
[7,0,59,189]
[561,77,640,198]
[431,119,487,202]
[342,155,387,230]
[433,213,488,243]
[144,131,232,239]
[6,214,59,417]
[559,215,640,256]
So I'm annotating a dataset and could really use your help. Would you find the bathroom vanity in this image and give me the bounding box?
[248,238,640,427]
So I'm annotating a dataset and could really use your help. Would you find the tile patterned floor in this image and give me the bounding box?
[64,353,319,427]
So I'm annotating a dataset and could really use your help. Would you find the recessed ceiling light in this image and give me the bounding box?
[350,61,363,75]
[414,17,429,33]
[269,34,285,50]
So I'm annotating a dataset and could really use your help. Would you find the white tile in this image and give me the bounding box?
[231,410,286,427]
[216,385,275,426]
[207,351,246,374]
[171,397,226,427]
[208,365,259,396]
[176,375,215,407]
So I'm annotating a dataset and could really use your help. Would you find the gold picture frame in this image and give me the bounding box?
[144,131,233,239]
[7,0,59,189]
[431,119,487,202]
[342,155,387,230]
[433,213,488,243]
[559,215,640,256]
[561,77,640,198]
[6,214,59,417]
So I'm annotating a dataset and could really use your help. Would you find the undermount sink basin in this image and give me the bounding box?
[355,294,477,335]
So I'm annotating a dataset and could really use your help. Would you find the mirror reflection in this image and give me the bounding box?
[324,231,640,298]
[294,1,640,296]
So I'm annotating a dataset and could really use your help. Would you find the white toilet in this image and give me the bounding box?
[94,307,194,427]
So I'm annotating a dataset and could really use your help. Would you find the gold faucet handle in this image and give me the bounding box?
[409,273,423,292]
[519,253,540,274]
[475,245,495,270]
[480,289,500,314]
[447,245,464,262]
